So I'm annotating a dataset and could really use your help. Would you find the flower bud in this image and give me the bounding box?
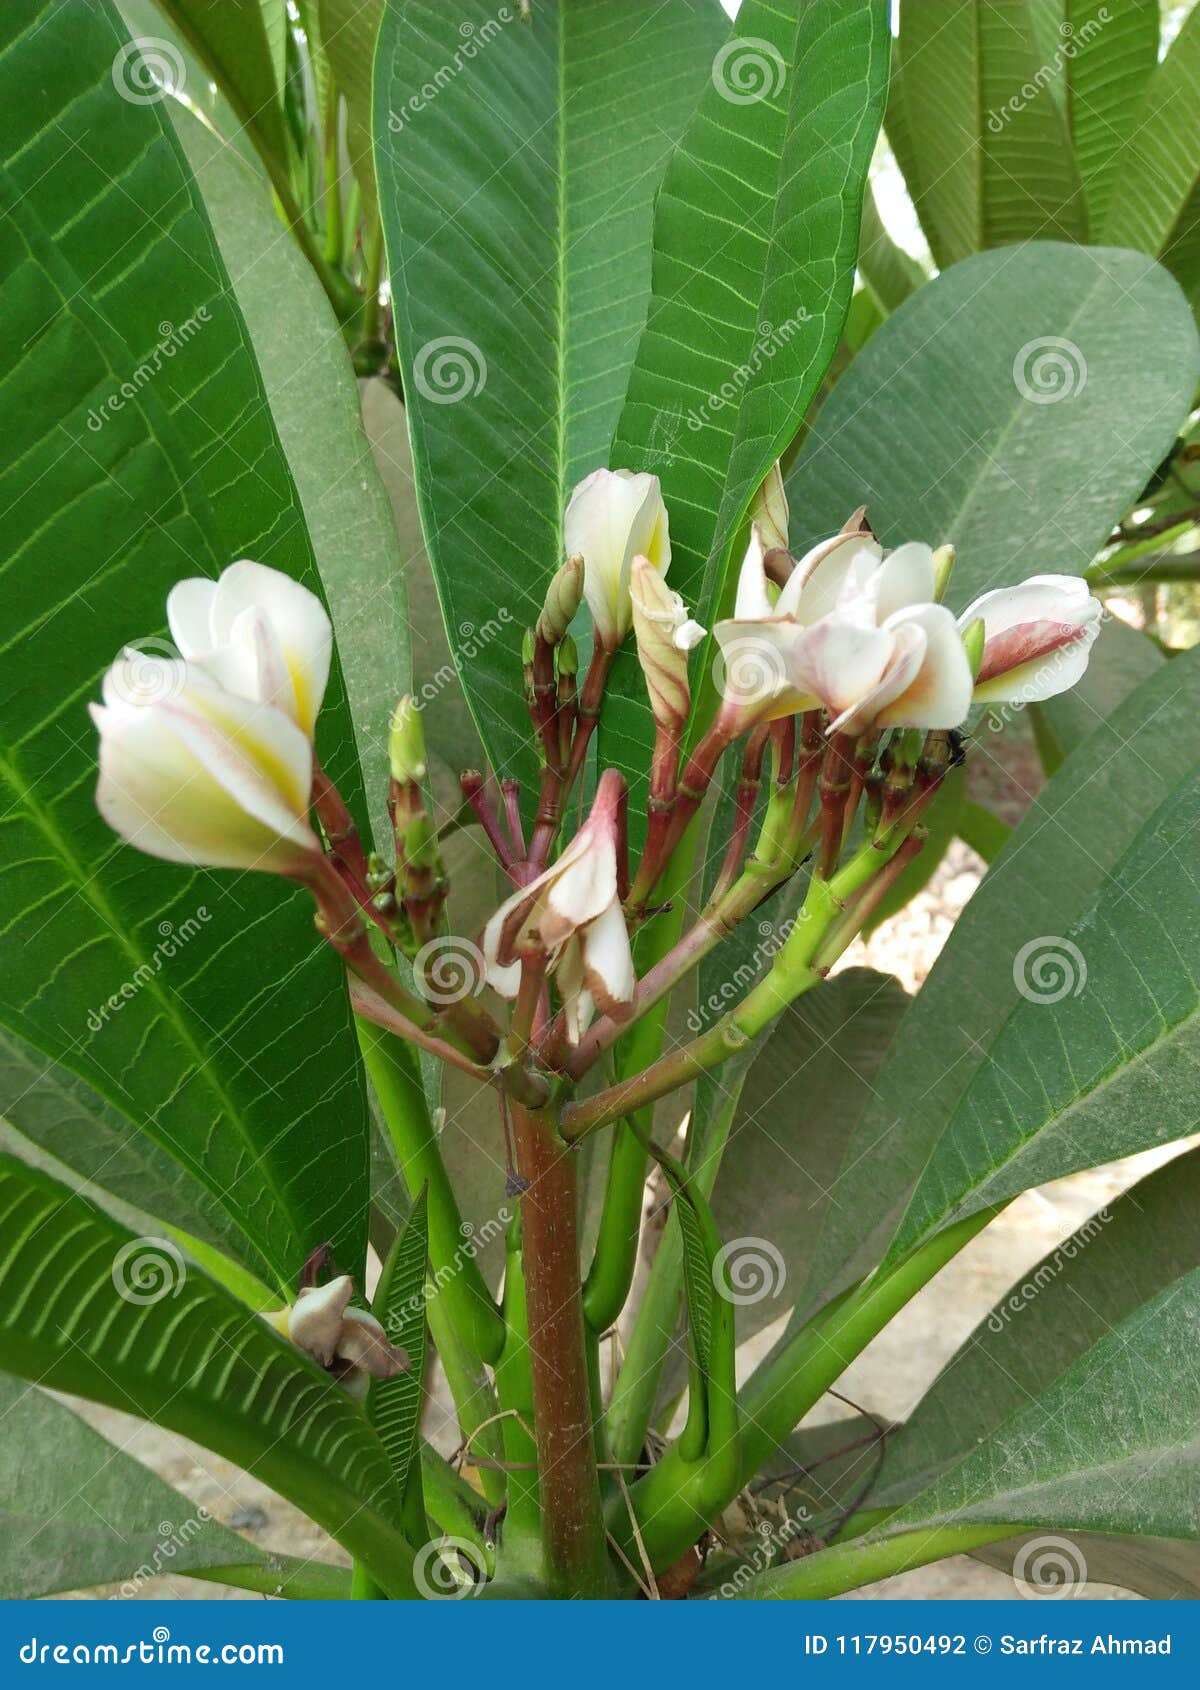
[750,460,790,555]
[931,544,956,602]
[266,1275,409,1401]
[388,696,427,786]
[630,556,706,733]
[537,555,585,645]
[958,575,1102,705]
[557,632,579,677]
[564,467,671,649]
[960,616,985,680]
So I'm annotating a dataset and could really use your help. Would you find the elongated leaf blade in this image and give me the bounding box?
[0,1155,414,1595]
[156,0,291,169]
[791,649,1200,1322]
[601,0,890,800]
[1060,0,1159,233]
[376,0,728,787]
[786,245,1200,612]
[370,1186,429,1510]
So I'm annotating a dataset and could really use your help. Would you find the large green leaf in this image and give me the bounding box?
[0,1155,415,1596]
[375,0,729,788]
[887,0,1085,266]
[1031,618,1164,775]
[882,768,1200,1268]
[601,0,890,799]
[0,1373,313,1600]
[156,0,291,176]
[1053,0,1159,234]
[787,648,1200,1325]
[785,245,1200,613]
[744,1267,1200,1597]
[1102,6,1200,302]
[319,0,383,210]
[171,110,411,851]
[0,0,370,1285]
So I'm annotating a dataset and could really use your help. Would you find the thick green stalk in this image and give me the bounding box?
[727,1523,1015,1599]
[625,1208,1000,1571]
[357,1020,504,1364]
[195,1559,352,1600]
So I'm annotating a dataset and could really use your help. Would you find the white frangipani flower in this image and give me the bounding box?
[481,770,635,1034]
[958,574,1103,705]
[91,657,322,875]
[564,468,671,649]
[167,559,332,740]
[264,1276,409,1401]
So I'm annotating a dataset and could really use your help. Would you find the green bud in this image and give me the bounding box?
[893,726,925,771]
[522,627,537,666]
[403,813,439,872]
[537,554,584,644]
[960,615,986,681]
[931,543,956,602]
[557,632,579,677]
[388,696,427,785]
[365,851,392,892]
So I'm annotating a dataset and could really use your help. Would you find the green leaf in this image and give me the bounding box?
[375,0,729,787]
[857,179,927,317]
[171,111,411,851]
[319,0,383,210]
[601,0,890,803]
[1031,618,1164,775]
[871,1146,1200,1545]
[956,800,1009,865]
[156,0,291,176]
[1058,0,1159,234]
[0,1373,284,1600]
[887,0,1085,265]
[1102,7,1200,299]
[786,245,1200,613]
[0,1,371,1287]
[0,1155,415,1596]
[793,648,1200,1322]
[882,768,1200,1269]
[370,1185,429,1533]
[744,1267,1200,1597]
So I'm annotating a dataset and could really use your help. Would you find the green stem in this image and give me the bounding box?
[350,1563,386,1599]
[492,1223,543,1559]
[427,1297,506,1508]
[361,211,385,345]
[193,1558,352,1601]
[357,1020,505,1365]
[1087,551,1200,587]
[726,1523,1015,1599]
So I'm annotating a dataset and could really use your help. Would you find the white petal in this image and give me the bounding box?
[872,542,936,622]
[541,838,618,947]
[713,618,818,722]
[784,536,881,622]
[557,937,595,1043]
[481,903,524,995]
[579,900,635,1011]
[337,1307,409,1380]
[210,561,332,737]
[674,616,707,651]
[792,616,893,719]
[166,577,217,658]
[875,604,973,729]
[828,621,926,735]
[566,469,667,644]
[289,1278,354,1365]
[734,527,775,620]
[972,629,1097,705]
[958,573,1096,639]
